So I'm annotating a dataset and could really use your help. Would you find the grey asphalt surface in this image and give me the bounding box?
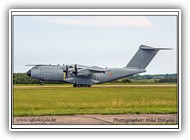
[14,114,177,125]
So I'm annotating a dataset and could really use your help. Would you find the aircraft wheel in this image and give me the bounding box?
[73,84,91,88]
[87,85,92,87]
[73,84,77,87]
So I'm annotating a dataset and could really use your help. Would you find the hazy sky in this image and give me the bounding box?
[13,15,177,74]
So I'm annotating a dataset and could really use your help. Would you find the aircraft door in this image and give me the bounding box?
[44,73,50,80]
[95,73,101,82]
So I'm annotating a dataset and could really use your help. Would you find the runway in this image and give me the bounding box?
[14,114,177,125]
[14,84,177,89]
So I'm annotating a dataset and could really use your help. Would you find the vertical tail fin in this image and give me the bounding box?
[126,45,171,69]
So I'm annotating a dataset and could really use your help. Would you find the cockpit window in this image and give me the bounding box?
[32,67,38,69]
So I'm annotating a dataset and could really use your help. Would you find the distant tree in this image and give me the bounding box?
[129,74,177,80]
[13,73,66,84]
[155,78,177,83]
[121,78,132,83]
[110,80,120,83]
[13,73,39,84]
[144,75,153,79]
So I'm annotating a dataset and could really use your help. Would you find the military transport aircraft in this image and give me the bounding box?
[26,45,171,87]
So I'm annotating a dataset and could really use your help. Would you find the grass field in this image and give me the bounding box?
[13,84,177,116]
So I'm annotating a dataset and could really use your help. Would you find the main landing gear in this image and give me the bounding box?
[73,84,92,88]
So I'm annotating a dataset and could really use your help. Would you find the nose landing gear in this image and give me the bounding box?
[39,80,44,85]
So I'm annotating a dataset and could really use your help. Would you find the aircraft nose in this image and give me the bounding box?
[27,70,31,77]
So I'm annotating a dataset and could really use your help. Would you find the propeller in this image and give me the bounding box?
[73,64,78,77]
[64,64,78,77]
[65,64,68,77]
[63,64,69,79]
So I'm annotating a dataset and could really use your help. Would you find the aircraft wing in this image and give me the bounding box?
[77,67,109,76]
[86,67,108,73]
[26,64,53,66]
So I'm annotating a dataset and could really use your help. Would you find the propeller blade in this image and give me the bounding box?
[66,64,68,77]
[74,64,77,74]
[74,64,78,77]
[63,64,69,79]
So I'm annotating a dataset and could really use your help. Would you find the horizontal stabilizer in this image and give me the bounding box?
[140,45,172,50]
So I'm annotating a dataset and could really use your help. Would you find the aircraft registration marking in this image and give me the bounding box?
[108,72,112,77]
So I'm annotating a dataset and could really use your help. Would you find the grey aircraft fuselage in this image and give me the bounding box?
[27,65,145,86]
[26,45,171,87]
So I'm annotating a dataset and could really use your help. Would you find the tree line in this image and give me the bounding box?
[13,73,177,84]
[13,73,64,84]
